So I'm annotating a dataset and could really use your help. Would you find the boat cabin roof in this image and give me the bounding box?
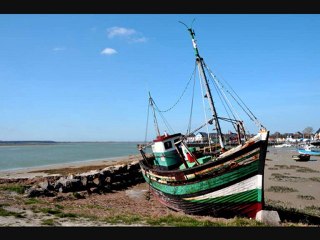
[153,133,182,143]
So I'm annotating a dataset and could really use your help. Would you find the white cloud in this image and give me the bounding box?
[107,27,136,38]
[52,47,66,52]
[107,26,148,43]
[101,48,118,55]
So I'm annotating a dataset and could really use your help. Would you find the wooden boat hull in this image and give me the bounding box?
[292,154,310,161]
[139,131,269,218]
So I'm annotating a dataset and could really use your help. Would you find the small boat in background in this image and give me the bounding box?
[292,154,310,161]
[297,144,320,156]
[274,143,292,148]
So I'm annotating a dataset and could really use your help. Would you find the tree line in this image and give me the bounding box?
[270,126,316,139]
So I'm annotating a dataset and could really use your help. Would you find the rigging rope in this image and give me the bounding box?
[197,66,212,152]
[205,63,263,129]
[187,69,196,134]
[157,65,197,113]
[153,100,175,134]
[204,63,241,133]
[209,71,238,133]
[205,62,242,122]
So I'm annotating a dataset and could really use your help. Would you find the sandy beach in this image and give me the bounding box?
[0,147,319,226]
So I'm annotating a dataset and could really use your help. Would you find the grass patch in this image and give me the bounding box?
[304,205,320,216]
[266,186,298,193]
[0,203,10,207]
[85,204,110,211]
[297,195,315,200]
[39,207,78,218]
[145,214,265,227]
[104,214,266,227]
[106,214,142,225]
[228,217,266,226]
[24,198,43,205]
[145,214,222,227]
[86,204,104,209]
[0,184,27,194]
[76,213,99,221]
[39,208,62,215]
[0,206,25,218]
[41,219,56,226]
[265,199,291,208]
[54,204,64,210]
[56,212,78,218]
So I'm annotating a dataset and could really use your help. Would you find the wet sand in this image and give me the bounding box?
[264,146,320,213]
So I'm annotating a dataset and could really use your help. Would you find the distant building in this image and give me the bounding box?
[193,131,240,144]
[186,133,196,143]
[195,132,209,143]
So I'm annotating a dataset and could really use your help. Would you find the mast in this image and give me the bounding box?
[187,28,225,150]
[149,92,161,137]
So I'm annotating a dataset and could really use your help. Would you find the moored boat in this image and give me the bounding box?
[138,25,269,219]
[292,154,310,161]
[297,144,320,156]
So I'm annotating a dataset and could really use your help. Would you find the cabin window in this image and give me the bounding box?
[164,141,173,150]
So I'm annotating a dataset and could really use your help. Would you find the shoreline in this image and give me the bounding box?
[0,154,142,179]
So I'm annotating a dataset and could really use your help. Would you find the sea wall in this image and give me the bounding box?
[24,160,144,197]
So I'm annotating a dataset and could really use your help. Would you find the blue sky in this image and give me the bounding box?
[0,14,319,141]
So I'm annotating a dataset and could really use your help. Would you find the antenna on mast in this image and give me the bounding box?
[178,19,196,29]
[178,21,189,29]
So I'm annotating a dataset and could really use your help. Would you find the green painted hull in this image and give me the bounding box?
[139,132,269,218]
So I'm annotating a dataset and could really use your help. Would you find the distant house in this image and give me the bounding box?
[294,131,303,139]
[195,132,209,143]
[195,132,238,144]
[195,132,220,143]
[186,133,196,143]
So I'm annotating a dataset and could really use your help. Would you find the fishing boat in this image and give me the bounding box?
[297,144,320,156]
[138,25,269,219]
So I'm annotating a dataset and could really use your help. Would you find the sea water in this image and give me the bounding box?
[0,142,143,171]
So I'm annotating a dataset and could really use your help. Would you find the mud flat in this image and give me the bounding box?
[264,146,320,223]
